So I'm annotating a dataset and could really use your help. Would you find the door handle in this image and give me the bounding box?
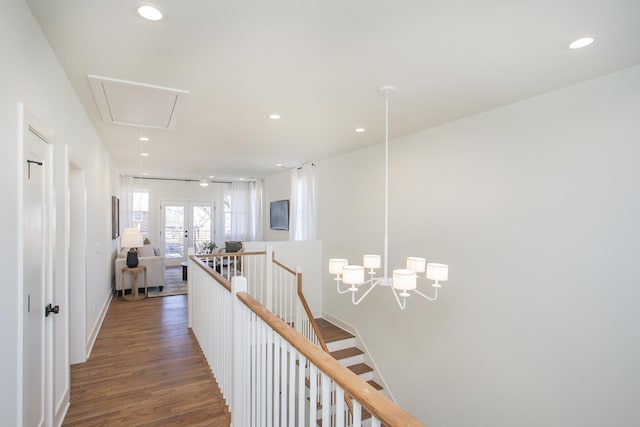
[45,303,60,317]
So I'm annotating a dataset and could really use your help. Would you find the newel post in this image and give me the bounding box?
[294,266,303,335]
[265,244,273,310]
[231,275,248,427]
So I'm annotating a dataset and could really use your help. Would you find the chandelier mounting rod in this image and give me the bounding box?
[379,85,395,282]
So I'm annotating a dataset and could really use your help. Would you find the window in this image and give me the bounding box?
[132,191,149,236]
[224,193,232,236]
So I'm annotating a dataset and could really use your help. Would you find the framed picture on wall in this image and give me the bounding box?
[112,196,120,239]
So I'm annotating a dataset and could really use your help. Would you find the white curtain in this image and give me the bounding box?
[119,175,134,230]
[290,163,317,241]
[231,181,263,241]
[249,179,264,241]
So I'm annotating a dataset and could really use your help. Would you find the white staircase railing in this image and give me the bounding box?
[188,250,424,427]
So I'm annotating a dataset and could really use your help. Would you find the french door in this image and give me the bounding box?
[160,201,215,266]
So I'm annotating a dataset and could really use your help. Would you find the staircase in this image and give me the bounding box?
[313,318,385,424]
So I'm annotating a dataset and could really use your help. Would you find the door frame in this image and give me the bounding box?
[19,104,58,427]
[160,200,216,266]
[67,150,87,366]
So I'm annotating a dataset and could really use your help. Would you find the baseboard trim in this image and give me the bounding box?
[86,292,113,359]
[54,388,70,427]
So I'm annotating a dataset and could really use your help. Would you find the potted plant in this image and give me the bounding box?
[203,241,217,254]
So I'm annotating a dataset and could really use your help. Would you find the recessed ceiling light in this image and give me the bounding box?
[239,178,245,181]
[139,137,150,141]
[275,163,284,168]
[569,37,594,49]
[137,4,164,21]
[199,179,209,187]
[140,152,149,156]
[355,128,366,133]
[141,172,148,176]
[208,175,215,179]
[269,114,281,120]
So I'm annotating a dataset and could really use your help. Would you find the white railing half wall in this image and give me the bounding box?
[187,248,423,426]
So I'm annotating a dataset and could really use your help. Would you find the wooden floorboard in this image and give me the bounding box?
[63,295,230,426]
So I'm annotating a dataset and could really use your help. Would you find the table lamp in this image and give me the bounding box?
[121,227,144,268]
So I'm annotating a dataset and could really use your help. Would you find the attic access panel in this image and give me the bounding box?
[88,75,189,130]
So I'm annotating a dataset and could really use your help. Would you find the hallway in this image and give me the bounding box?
[63,295,230,426]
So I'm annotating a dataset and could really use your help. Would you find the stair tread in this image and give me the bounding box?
[367,380,383,391]
[330,346,364,360]
[348,362,373,375]
[314,318,354,342]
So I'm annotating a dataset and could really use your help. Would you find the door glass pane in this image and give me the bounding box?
[192,205,212,253]
[164,205,184,258]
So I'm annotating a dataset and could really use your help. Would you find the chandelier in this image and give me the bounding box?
[329,86,449,310]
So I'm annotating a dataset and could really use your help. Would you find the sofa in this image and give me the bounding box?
[115,242,165,293]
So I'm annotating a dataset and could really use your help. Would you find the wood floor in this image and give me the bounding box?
[63,295,231,426]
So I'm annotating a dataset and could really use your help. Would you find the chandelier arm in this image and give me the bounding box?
[412,287,438,301]
[390,286,407,310]
[351,281,380,305]
[336,282,352,294]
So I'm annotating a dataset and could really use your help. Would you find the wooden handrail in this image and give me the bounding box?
[236,292,424,427]
[295,271,329,352]
[272,254,353,415]
[272,257,296,275]
[271,254,328,350]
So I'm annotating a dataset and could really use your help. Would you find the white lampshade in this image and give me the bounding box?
[342,265,365,285]
[406,257,426,273]
[426,263,449,281]
[121,227,144,249]
[392,269,417,291]
[363,254,381,269]
[329,258,348,275]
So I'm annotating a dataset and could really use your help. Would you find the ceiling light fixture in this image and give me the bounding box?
[139,137,150,141]
[137,4,164,21]
[140,152,149,157]
[208,175,215,179]
[269,114,281,120]
[199,179,209,187]
[329,86,449,310]
[569,37,594,49]
[275,163,284,168]
[355,128,366,133]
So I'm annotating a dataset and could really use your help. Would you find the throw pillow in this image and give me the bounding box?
[225,241,242,253]
[138,244,155,257]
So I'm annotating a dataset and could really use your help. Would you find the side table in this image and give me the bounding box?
[121,265,147,301]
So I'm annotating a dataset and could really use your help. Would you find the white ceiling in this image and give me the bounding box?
[26,0,640,181]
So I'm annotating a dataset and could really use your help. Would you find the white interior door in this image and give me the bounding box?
[161,203,186,266]
[23,126,50,427]
[161,201,215,266]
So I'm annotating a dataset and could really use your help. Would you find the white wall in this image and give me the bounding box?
[0,0,119,423]
[244,240,323,315]
[262,170,291,241]
[318,66,640,426]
